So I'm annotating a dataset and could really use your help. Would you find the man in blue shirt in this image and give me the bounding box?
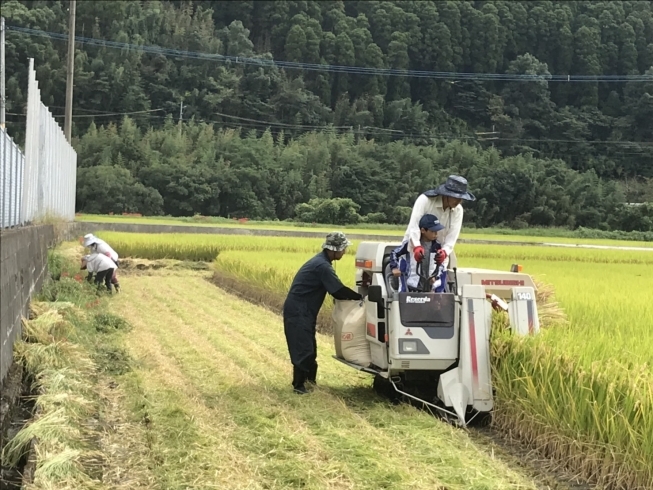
[283,232,362,394]
[389,214,447,293]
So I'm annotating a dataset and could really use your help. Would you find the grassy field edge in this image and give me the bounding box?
[1,251,155,489]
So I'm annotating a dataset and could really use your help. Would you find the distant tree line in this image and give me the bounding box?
[76,118,653,232]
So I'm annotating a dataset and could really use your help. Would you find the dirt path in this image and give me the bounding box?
[112,270,569,490]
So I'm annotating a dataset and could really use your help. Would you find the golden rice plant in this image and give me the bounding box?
[94,231,653,265]
[491,332,653,489]
[94,231,359,261]
[3,303,102,488]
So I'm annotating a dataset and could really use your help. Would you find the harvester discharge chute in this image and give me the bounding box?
[333,241,541,427]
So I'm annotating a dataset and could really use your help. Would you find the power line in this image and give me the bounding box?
[48,104,160,115]
[9,108,649,149]
[493,137,653,146]
[6,108,164,118]
[6,24,652,83]
[212,110,354,130]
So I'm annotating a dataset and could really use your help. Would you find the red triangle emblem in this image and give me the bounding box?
[405,329,413,336]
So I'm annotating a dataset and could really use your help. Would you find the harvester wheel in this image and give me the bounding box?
[373,375,401,404]
[472,411,493,428]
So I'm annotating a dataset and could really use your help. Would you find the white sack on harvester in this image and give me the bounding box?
[332,300,372,367]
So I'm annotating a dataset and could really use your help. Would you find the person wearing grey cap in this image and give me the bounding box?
[283,232,362,395]
[404,175,476,269]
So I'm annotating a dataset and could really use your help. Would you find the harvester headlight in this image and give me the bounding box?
[402,340,418,353]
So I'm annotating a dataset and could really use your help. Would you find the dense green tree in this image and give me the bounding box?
[70,116,653,232]
[3,0,653,231]
[284,24,307,63]
[77,165,164,215]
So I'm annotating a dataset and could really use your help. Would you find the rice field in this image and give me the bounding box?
[79,214,653,248]
[215,249,652,489]
[90,231,653,489]
[95,231,653,264]
[93,232,358,261]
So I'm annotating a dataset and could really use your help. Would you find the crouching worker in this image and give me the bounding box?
[283,232,362,395]
[81,253,118,294]
[83,234,121,292]
[389,214,448,293]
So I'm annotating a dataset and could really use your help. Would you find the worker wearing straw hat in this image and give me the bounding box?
[404,175,476,270]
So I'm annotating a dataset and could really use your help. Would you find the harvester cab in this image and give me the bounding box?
[336,241,541,427]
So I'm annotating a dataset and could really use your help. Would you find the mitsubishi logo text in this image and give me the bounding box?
[481,279,525,286]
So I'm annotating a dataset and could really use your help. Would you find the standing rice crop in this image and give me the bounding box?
[93,232,358,261]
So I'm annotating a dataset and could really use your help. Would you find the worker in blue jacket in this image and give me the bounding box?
[283,232,362,395]
[389,214,447,293]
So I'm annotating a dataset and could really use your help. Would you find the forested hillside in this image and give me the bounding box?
[4,1,653,230]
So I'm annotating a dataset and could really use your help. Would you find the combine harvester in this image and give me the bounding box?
[334,241,541,427]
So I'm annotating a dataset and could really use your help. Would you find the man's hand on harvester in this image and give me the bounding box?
[435,249,448,264]
[413,246,425,262]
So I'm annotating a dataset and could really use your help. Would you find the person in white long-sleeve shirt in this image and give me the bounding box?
[81,253,118,293]
[83,234,121,292]
[403,175,476,269]
[83,234,119,263]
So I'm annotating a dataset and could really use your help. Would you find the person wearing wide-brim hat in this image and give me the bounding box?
[403,175,476,269]
[282,232,362,395]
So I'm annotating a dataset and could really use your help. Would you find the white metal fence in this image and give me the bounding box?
[0,127,23,227]
[0,58,77,228]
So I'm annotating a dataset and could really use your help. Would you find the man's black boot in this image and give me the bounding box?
[292,366,308,395]
[307,362,318,386]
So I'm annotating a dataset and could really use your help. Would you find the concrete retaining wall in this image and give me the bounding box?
[0,225,54,384]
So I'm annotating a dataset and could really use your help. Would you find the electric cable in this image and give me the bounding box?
[7,25,652,83]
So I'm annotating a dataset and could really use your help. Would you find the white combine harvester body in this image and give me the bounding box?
[335,241,541,427]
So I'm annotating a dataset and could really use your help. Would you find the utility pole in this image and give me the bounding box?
[476,125,499,148]
[64,0,76,143]
[178,99,184,136]
[1,17,6,130]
